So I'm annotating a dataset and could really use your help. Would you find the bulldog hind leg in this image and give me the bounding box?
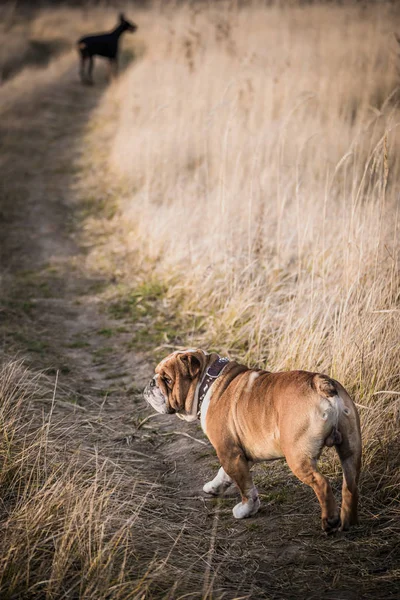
[203,467,233,496]
[221,452,260,519]
[285,453,339,534]
[335,410,362,531]
[338,450,360,531]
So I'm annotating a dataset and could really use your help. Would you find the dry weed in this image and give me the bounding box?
[83,2,400,494]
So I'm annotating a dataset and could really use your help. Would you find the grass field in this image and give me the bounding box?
[0,1,399,598]
[89,0,400,502]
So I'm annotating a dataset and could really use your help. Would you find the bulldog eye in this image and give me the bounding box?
[163,376,173,386]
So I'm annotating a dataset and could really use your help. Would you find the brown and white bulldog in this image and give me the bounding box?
[144,349,362,533]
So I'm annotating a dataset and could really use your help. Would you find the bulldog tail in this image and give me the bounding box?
[311,374,362,529]
[312,373,337,399]
[312,374,343,447]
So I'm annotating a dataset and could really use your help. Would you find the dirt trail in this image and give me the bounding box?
[0,52,262,598]
[0,53,397,600]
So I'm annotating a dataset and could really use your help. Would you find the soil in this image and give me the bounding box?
[0,53,398,600]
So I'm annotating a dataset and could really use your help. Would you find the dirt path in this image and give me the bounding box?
[0,54,397,600]
[0,52,263,598]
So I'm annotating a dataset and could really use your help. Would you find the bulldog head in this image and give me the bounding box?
[144,349,210,422]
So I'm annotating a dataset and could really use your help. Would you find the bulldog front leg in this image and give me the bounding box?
[222,452,260,519]
[203,467,233,495]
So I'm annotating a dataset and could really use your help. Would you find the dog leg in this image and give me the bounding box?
[108,59,118,81]
[286,455,339,533]
[222,453,260,519]
[335,427,361,530]
[334,394,362,531]
[338,452,360,530]
[79,54,87,83]
[87,56,94,85]
[203,467,232,495]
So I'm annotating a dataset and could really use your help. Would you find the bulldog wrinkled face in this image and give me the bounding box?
[143,350,206,419]
[143,373,172,414]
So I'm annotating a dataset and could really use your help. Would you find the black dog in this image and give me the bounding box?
[77,13,137,84]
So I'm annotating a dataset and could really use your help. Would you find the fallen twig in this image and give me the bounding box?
[159,431,209,446]
[137,413,163,429]
[36,397,87,411]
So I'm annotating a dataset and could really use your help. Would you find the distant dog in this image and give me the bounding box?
[77,13,137,84]
[144,349,362,533]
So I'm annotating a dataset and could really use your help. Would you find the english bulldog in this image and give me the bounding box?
[144,349,362,533]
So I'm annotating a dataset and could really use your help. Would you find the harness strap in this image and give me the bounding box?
[197,356,230,418]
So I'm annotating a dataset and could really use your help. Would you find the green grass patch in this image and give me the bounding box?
[46,365,71,375]
[97,328,114,337]
[128,318,181,354]
[13,332,49,354]
[108,280,168,321]
[67,340,91,349]
[92,346,113,358]
[106,279,188,359]
[78,197,118,221]
[259,489,290,505]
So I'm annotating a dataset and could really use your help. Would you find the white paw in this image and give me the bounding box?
[203,481,219,495]
[232,496,260,519]
[203,467,232,495]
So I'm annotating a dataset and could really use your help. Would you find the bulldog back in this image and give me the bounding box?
[204,369,348,463]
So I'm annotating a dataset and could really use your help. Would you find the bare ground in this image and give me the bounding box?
[0,53,399,599]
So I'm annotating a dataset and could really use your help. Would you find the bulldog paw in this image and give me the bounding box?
[339,511,358,532]
[322,515,341,535]
[203,481,219,495]
[203,468,232,496]
[232,496,260,519]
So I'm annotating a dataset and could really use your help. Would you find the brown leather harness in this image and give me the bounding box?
[197,356,230,418]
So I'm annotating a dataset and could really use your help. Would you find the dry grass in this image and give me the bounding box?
[0,361,141,598]
[0,361,221,599]
[0,6,214,597]
[1,1,400,598]
[85,1,400,492]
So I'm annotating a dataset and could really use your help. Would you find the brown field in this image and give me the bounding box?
[0,1,399,598]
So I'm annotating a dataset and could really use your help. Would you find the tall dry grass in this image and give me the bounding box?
[0,1,399,596]
[0,361,209,598]
[0,361,137,598]
[87,1,400,487]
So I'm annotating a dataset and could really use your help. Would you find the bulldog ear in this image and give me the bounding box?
[179,353,202,379]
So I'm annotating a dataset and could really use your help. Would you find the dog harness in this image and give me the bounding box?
[197,356,230,418]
